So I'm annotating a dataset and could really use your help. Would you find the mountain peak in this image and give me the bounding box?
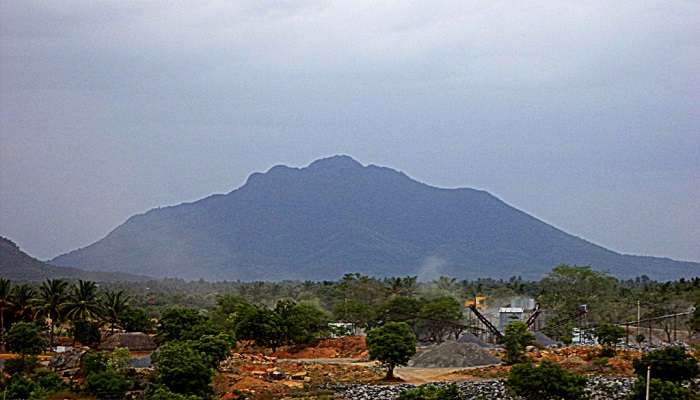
[307,155,363,170]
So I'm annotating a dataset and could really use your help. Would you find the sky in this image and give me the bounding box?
[1,1,698,263]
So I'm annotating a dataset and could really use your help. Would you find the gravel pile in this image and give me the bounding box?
[457,332,492,347]
[533,331,558,347]
[408,341,500,368]
[332,377,636,400]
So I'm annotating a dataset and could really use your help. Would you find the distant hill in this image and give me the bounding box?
[51,155,699,281]
[1,237,147,282]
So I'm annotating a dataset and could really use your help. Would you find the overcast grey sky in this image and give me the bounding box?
[1,1,698,262]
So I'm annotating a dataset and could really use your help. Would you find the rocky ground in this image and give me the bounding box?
[331,376,635,400]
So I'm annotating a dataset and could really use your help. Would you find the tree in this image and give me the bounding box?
[595,323,625,356]
[121,307,155,333]
[275,300,329,346]
[378,296,422,333]
[101,290,130,332]
[64,280,102,321]
[628,346,700,400]
[189,333,234,368]
[418,296,463,342]
[152,341,214,397]
[366,321,417,379]
[507,361,587,400]
[234,305,283,350]
[34,279,68,346]
[85,369,132,400]
[72,319,101,347]
[5,322,47,357]
[632,346,699,383]
[146,386,203,400]
[11,284,36,322]
[627,378,698,400]
[156,307,210,343]
[501,321,535,365]
[691,303,700,333]
[0,278,13,340]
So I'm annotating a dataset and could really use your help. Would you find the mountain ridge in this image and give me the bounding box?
[0,236,149,282]
[50,155,699,281]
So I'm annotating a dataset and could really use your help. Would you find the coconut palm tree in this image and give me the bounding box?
[0,278,13,339]
[64,280,102,322]
[101,290,130,333]
[11,284,36,322]
[35,279,69,346]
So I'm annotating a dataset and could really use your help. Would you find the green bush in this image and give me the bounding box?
[627,378,697,400]
[152,341,214,397]
[190,333,233,368]
[80,350,109,376]
[85,369,132,400]
[34,369,66,392]
[5,374,39,400]
[501,321,535,365]
[157,308,214,343]
[367,321,417,379]
[507,361,587,400]
[4,356,39,375]
[71,320,101,346]
[6,322,47,356]
[398,384,463,400]
[146,385,204,400]
[122,307,155,333]
[632,346,699,382]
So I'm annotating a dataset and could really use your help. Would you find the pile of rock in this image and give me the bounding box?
[409,341,500,368]
[332,377,636,400]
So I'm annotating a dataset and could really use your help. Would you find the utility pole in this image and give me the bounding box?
[637,300,641,338]
[645,365,651,400]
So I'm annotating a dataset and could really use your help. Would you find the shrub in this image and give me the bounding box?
[80,350,109,376]
[367,322,417,379]
[85,369,132,400]
[6,322,47,357]
[275,300,329,346]
[122,307,155,333]
[4,356,39,375]
[596,324,625,356]
[34,369,66,392]
[627,378,696,400]
[501,321,535,365]
[5,374,39,400]
[152,341,214,397]
[146,385,204,400]
[632,346,699,382]
[507,361,587,400]
[190,334,233,368]
[156,308,213,343]
[107,347,131,373]
[398,384,463,400]
[71,320,101,347]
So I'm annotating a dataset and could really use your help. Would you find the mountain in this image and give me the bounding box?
[50,155,698,281]
[1,236,148,282]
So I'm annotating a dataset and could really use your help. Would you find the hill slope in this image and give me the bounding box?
[51,156,699,281]
[1,237,148,282]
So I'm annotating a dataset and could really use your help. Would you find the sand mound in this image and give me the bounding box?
[408,341,500,368]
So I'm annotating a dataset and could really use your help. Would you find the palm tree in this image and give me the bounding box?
[11,284,36,321]
[64,280,102,322]
[34,279,69,346]
[101,290,130,333]
[0,278,13,339]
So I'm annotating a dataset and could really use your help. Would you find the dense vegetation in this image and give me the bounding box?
[0,265,698,399]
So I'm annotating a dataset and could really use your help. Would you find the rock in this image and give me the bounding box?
[49,348,85,370]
